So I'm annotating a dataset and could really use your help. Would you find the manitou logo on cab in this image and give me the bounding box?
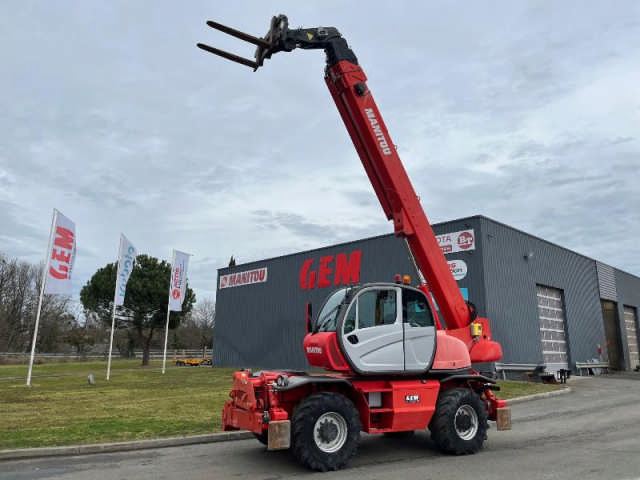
[306,346,322,354]
[299,250,362,290]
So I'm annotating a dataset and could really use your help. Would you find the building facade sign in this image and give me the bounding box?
[437,229,475,254]
[220,267,268,289]
[299,250,362,290]
[447,259,468,281]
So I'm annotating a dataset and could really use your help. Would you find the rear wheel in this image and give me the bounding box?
[291,392,361,472]
[429,388,488,455]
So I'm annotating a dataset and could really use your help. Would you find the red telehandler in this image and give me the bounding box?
[198,15,511,471]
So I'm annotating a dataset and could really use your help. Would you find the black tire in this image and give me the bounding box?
[176,361,184,367]
[429,388,488,455]
[254,431,268,446]
[291,392,361,472]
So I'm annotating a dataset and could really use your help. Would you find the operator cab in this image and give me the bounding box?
[310,283,436,374]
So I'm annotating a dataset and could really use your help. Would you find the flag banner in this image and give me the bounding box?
[44,210,76,295]
[114,234,136,306]
[169,250,190,311]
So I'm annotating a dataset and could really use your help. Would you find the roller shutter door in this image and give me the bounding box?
[623,306,639,370]
[536,285,569,371]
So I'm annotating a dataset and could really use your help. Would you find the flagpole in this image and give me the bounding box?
[27,209,57,387]
[162,301,171,374]
[162,249,175,375]
[106,235,123,381]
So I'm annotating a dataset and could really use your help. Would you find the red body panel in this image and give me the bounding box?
[443,317,503,363]
[431,331,472,370]
[303,332,350,371]
[222,370,442,434]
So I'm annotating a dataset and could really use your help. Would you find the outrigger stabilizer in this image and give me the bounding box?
[197,14,358,71]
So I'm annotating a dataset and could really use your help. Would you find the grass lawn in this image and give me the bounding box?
[0,360,237,450]
[0,360,562,450]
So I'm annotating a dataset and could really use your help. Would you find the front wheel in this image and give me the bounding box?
[291,392,361,472]
[429,388,488,455]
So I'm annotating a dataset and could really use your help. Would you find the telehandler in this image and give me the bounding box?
[198,15,511,471]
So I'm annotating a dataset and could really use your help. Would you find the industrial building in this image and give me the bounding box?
[214,215,640,375]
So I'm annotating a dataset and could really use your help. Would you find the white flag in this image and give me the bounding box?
[114,234,136,306]
[44,210,76,295]
[168,250,190,311]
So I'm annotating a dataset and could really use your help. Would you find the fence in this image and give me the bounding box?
[0,349,211,361]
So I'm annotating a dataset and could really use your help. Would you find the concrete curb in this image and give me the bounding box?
[0,431,253,462]
[507,386,571,405]
[0,387,572,462]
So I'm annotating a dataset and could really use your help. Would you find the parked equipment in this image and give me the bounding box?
[198,15,511,471]
[174,357,212,367]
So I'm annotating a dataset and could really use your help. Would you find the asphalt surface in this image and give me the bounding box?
[1,374,639,480]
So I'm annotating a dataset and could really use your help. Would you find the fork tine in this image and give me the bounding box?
[196,43,259,69]
[206,21,272,49]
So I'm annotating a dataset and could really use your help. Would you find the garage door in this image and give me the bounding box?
[623,306,639,370]
[536,285,568,371]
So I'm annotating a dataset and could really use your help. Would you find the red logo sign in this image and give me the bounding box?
[299,250,362,290]
[457,231,474,250]
[172,289,180,299]
[49,226,74,280]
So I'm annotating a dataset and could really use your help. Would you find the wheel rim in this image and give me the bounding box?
[454,404,479,441]
[313,412,348,453]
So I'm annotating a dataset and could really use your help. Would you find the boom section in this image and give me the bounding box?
[197,15,471,330]
[323,61,470,329]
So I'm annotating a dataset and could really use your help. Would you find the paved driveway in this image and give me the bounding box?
[2,374,639,480]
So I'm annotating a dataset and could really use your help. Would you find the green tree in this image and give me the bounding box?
[80,254,195,365]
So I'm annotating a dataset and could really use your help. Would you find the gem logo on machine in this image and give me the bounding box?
[405,394,420,404]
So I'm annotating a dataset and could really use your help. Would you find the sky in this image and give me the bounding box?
[1,1,639,304]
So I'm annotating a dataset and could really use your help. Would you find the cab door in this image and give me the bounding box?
[402,287,436,372]
[340,286,404,373]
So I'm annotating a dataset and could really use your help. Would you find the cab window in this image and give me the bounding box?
[357,289,397,329]
[402,288,433,327]
[343,304,356,334]
[315,288,347,332]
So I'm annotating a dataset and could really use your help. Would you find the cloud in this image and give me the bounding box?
[0,0,638,307]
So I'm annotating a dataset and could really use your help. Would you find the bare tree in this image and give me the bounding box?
[0,253,76,353]
[0,256,38,351]
[192,297,216,351]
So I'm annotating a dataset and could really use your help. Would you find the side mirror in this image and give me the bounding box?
[305,302,313,334]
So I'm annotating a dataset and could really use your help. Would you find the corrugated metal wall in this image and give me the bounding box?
[597,262,618,301]
[614,268,640,369]
[479,217,606,366]
[214,215,640,371]
[431,217,487,318]
[214,234,419,370]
